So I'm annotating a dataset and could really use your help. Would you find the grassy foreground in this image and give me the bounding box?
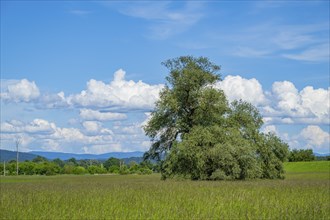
[1,162,329,219]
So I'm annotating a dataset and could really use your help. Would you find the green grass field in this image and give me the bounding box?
[1,161,329,219]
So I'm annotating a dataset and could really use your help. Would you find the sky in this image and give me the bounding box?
[1,1,329,154]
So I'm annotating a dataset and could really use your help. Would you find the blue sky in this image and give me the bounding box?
[1,1,329,154]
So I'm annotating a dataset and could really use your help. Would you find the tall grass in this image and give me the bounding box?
[1,162,329,219]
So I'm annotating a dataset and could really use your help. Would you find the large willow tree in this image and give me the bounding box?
[144,56,289,180]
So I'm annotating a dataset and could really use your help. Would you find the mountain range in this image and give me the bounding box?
[1,149,328,162]
[0,149,144,162]
[29,151,144,160]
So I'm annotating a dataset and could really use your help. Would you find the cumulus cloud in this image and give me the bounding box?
[272,81,301,112]
[80,109,127,121]
[82,121,102,133]
[1,119,56,134]
[299,126,329,151]
[68,69,164,110]
[0,118,117,153]
[38,92,69,108]
[215,76,329,125]
[1,79,40,102]
[1,70,163,112]
[25,119,56,134]
[121,123,143,135]
[300,86,329,120]
[263,81,330,124]
[215,75,267,106]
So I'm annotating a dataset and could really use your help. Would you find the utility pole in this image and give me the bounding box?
[15,137,21,176]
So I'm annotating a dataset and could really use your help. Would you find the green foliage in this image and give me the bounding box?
[118,164,129,175]
[104,157,121,170]
[32,156,48,163]
[1,157,153,176]
[18,161,36,175]
[63,164,73,174]
[289,149,315,162]
[52,158,65,168]
[108,165,120,173]
[67,158,78,166]
[72,166,87,175]
[144,56,221,160]
[33,162,61,175]
[87,165,107,174]
[144,56,289,180]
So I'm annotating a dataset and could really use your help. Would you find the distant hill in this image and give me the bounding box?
[0,150,38,162]
[29,151,144,160]
[314,152,330,157]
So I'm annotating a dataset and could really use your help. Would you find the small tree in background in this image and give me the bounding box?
[104,157,121,170]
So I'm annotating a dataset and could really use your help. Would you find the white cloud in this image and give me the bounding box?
[271,81,306,115]
[82,121,102,133]
[299,126,329,150]
[38,92,69,109]
[231,47,271,58]
[214,76,329,125]
[80,109,127,121]
[25,119,56,134]
[0,118,117,154]
[219,22,329,62]
[1,122,19,133]
[283,43,329,62]
[262,125,278,135]
[266,81,330,124]
[0,132,35,152]
[1,79,40,102]
[121,123,143,135]
[1,70,163,112]
[300,86,330,120]
[117,2,205,39]
[82,144,122,154]
[216,75,267,106]
[68,69,164,110]
[1,119,56,134]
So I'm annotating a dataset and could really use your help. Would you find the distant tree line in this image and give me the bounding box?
[288,148,330,161]
[288,149,315,162]
[0,156,157,176]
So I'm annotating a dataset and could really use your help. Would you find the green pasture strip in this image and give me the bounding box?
[284,161,330,173]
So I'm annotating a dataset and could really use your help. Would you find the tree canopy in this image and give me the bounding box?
[144,56,289,180]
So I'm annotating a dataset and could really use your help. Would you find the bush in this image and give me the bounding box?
[88,165,107,174]
[72,166,87,175]
[138,168,153,175]
[108,165,119,173]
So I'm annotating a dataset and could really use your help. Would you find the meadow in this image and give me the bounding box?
[1,161,329,219]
